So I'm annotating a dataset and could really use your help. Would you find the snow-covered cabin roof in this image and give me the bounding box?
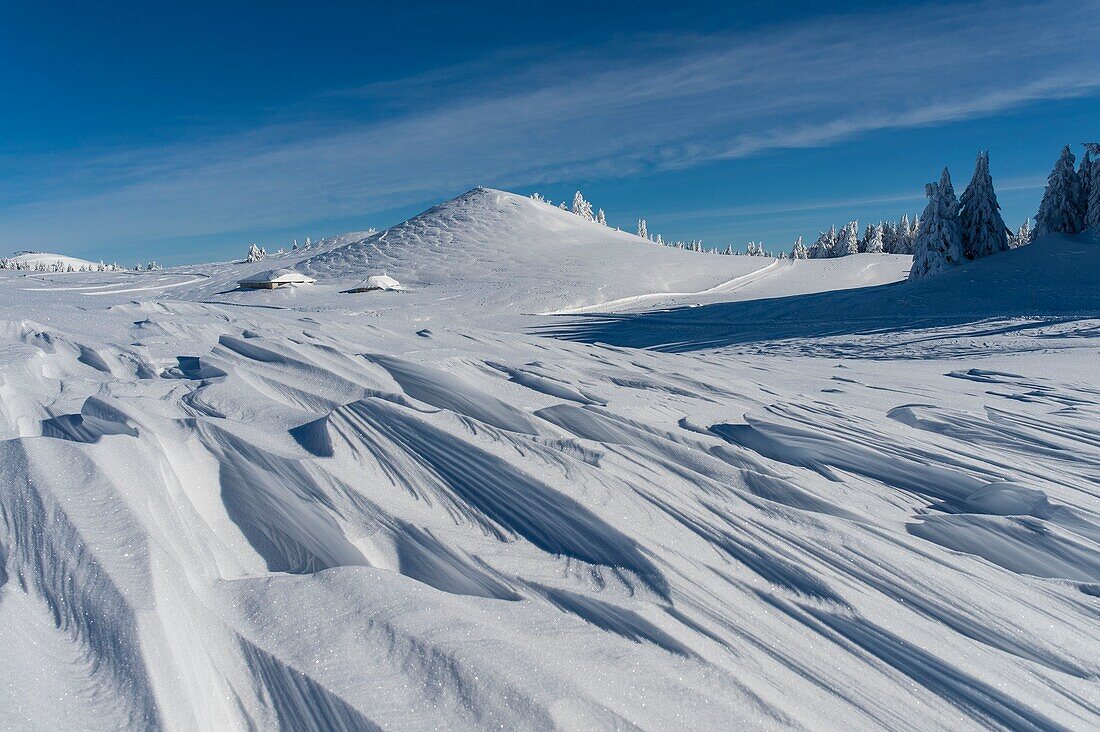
[238,268,316,286]
[354,274,404,291]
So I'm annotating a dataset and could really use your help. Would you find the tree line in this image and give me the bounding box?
[909,144,1099,279]
[541,148,1099,278]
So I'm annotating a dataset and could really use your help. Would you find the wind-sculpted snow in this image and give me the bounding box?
[365,354,539,434]
[295,397,669,598]
[0,439,161,728]
[239,639,383,732]
[1,205,1099,728]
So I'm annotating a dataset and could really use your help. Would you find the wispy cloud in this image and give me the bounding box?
[0,0,1096,255]
[660,177,1049,223]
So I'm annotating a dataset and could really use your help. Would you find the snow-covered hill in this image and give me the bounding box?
[0,192,1098,730]
[298,188,776,313]
[2,251,103,270]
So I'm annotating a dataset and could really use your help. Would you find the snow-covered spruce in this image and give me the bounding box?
[1034,145,1084,240]
[809,225,837,258]
[865,223,885,254]
[1085,142,1100,232]
[832,221,860,257]
[790,236,807,259]
[245,243,266,263]
[571,191,594,222]
[1010,218,1033,249]
[959,151,1010,260]
[909,168,964,280]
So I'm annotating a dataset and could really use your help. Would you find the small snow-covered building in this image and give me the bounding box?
[350,274,405,292]
[238,268,316,290]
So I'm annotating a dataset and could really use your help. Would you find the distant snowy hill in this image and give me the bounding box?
[299,188,775,312]
[3,251,101,269]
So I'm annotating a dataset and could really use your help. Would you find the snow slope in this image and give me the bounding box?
[0,192,1098,730]
[3,251,103,269]
[550,233,1100,355]
[298,188,775,313]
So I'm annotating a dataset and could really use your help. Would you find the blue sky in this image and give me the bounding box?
[1,0,1098,265]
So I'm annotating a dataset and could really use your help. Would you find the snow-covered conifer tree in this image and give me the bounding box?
[246,243,265,263]
[1034,145,1084,239]
[790,236,808,259]
[880,221,898,253]
[1085,143,1100,231]
[724,244,734,255]
[531,192,546,203]
[1077,150,1092,221]
[909,168,964,280]
[637,220,648,239]
[597,208,606,226]
[571,191,594,221]
[895,215,913,254]
[832,221,859,257]
[886,218,901,254]
[808,228,834,258]
[959,151,1009,259]
[858,223,875,253]
[865,223,884,253]
[905,215,920,254]
[1009,218,1032,248]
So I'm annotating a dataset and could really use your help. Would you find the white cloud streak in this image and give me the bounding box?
[0,0,1096,253]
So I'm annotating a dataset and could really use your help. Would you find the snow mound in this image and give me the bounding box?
[301,188,774,312]
[963,482,1053,517]
[355,274,404,291]
[3,251,101,270]
[238,268,316,287]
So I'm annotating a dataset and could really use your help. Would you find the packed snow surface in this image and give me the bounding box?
[1,189,1099,730]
